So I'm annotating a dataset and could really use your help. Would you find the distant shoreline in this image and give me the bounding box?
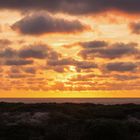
[0,98,140,104]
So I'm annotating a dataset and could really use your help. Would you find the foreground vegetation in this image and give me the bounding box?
[0,102,140,140]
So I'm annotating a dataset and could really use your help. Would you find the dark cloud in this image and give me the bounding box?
[12,14,86,35]
[0,0,140,15]
[0,48,17,58]
[0,44,61,60]
[6,67,34,79]
[23,67,36,74]
[53,66,66,73]
[0,39,12,46]
[47,58,75,66]
[5,59,34,66]
[8,73,34,79]
[129,22,140,34]
[106,62,137,72]
[47,58,97,72]
[75,61,97,69]
[79,42,139,59]
[18,45,49,59]
[10,67,21,74]
[80,41,108,49]
[114,74,140,81]
[48,58,97,68]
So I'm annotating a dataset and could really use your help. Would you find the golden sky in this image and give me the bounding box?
[0,0,140,97]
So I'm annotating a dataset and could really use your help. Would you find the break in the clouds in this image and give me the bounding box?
[0,0,140,15]
[106,62,138,72]
[12,13,86,35]
[79,41,140,59]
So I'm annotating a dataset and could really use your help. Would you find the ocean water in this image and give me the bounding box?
[0,98,140,104]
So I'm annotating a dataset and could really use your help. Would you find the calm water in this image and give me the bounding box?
[0,98,140,104]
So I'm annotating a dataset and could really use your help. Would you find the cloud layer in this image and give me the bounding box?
[0,0,140,15]
[0,1,140,92]
[79,41,140,59]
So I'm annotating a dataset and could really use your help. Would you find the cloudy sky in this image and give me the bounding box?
[0,0,140,97]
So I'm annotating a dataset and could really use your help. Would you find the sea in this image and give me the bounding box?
[0,98,140,104]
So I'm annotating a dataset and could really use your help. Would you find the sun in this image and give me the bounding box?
[69,66,76,72]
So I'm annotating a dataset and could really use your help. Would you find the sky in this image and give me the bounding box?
[0,0,140,98]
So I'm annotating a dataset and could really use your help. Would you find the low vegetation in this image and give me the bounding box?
[0,102,140,140]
